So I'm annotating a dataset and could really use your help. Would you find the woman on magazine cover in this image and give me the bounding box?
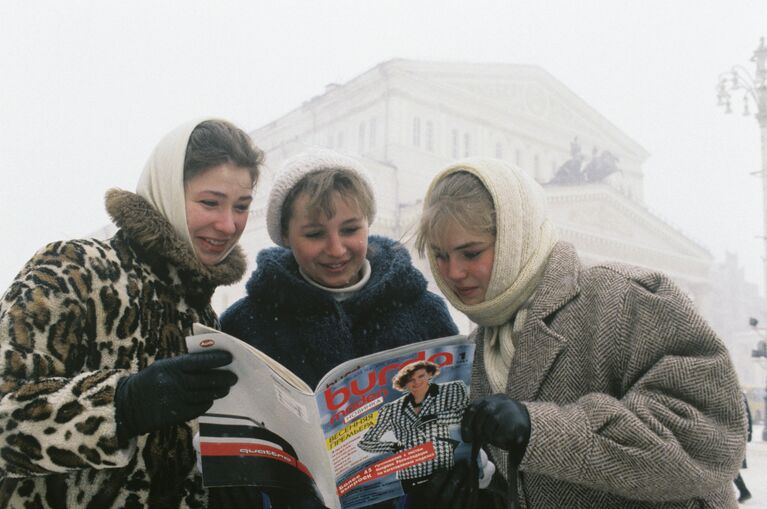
[413,158,746,508]
[220,149,459,508]
[0,119,263,507]
[358,361,468,489]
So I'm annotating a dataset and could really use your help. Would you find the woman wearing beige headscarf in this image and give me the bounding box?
[414,158,746,508]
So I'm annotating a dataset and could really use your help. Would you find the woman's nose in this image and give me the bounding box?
[446,259,466,281]
[215,210,237,235]
[325,232,346,257]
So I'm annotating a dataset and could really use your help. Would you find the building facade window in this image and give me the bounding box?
[327,133,334,149]
[369,118,377,149]
[426,121,434,152]
[451,129,459,158]
[337,131,344,149]
[358,122,366,153]
[412,117,421,147]
[463,133,470,157]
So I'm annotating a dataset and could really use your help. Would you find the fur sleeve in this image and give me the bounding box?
[0,241,136,477]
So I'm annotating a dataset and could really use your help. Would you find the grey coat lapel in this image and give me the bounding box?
[507,242,581,401]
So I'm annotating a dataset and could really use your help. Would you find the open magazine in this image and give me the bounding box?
[186,324,475,509]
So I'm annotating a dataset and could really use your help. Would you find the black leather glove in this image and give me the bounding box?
[415,461,478,509]
[115,350,237,443]
[461,394,531,466]
[477,470,511,509]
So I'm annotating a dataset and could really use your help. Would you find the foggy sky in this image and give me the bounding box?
[1,0,766,294]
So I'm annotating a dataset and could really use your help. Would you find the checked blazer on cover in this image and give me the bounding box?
[358,380,469,480]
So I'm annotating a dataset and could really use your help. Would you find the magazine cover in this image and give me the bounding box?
[317,341,475,508]
[187,326,473,509]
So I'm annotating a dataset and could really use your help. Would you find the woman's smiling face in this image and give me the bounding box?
[405,369,431,399]
[184,163,253,266]
[283,191,369,288]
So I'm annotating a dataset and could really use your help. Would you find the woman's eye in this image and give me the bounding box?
[304,231,323,239]
[341,227,361,235]
[463,251,480,260]
[235,204,250,213]
[200,200,218,208]
[434,252,447,261]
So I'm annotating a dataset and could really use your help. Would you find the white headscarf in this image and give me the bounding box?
[424,158,557,391]
[135,118,209,256]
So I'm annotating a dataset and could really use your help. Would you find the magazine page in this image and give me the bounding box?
[314,335,474,509]
[186,325,338,508]
[191,324,313,394]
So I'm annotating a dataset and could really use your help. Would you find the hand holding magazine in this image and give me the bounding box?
[186,324,475,509]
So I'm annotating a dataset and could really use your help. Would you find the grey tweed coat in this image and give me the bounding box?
[472,242,746,508]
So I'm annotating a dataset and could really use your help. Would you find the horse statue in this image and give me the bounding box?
[548,137,585,185]
[549,157,585,185]
[583,150,621,182]
[546,139,623,186]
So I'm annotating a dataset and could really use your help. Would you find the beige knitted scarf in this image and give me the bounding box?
[425,158,557,392]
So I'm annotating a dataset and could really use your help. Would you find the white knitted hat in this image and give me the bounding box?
[266,149,376,246]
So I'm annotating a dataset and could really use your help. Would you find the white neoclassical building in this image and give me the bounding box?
[213,59,719,333]
[86,59,763,402]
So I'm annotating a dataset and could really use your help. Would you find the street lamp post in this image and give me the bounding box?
[719,37,767,440]
[749,318,767,438]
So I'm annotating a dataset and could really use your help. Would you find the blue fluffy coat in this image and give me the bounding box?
[220,236,458,389]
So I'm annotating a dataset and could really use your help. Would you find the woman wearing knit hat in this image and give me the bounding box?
[219,148,458,508]
[0,119,264,507]
[414,158,746,508]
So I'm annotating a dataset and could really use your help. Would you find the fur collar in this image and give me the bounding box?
[244,235,427,315]
[105,189,246,287]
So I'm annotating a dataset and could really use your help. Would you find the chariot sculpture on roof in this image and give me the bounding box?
[548,137,622,185]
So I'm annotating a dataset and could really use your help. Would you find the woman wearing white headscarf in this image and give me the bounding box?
[415,158,746,508]
[0,119,263,507]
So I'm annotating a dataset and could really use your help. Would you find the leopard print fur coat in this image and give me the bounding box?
[0,189,246,508]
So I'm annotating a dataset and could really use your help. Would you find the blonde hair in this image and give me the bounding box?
[415,171,496,256]
[392,361,441,391]
[280,168,374,236]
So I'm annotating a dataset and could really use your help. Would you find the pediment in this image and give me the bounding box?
[383,59,648,160]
